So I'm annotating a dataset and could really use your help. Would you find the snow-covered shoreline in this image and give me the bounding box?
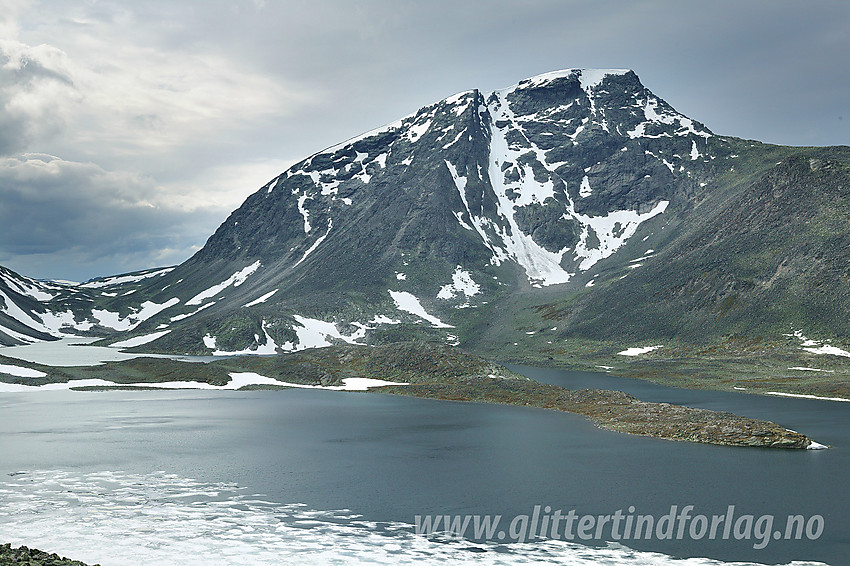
[0,371,407,393]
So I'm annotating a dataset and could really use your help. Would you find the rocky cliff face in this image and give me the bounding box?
[193,69,715,289]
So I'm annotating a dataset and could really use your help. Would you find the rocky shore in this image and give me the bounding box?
[0,544,96,566]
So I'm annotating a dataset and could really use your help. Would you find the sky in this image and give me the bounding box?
[1,0,848,282]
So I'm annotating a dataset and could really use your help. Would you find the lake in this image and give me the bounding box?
[0,363,846,565]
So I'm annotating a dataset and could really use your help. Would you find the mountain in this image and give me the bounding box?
[113,68,728,354]
[0,265,92,346]
[3,69,850,365]
[0,263,180,346]
[551,149,850,343]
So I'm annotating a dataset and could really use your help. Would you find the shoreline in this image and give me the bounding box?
[0,342,824,449]
[375,376,818,450]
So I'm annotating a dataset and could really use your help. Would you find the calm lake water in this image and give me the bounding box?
[0,364,846,565]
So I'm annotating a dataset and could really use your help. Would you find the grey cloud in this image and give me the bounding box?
[0,154,226,280]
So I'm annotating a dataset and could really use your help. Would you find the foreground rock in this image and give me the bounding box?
[0,544,97,566]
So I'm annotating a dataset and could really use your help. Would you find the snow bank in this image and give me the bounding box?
[0,363,47,378]
[765,391,850,402]
[266,376,408,391]
[109,330,172,349]
[437,266,480,300]
[617,345,663,356]
[0,372,406,393]
[244,289,278,307]
[187,261,261,306]
[93,298,179,331]
[389,291,453,328]
[205,321,279,356]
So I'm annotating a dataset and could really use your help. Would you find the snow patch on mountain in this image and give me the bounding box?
[518,68,628,91]
[39,310,94,334]
[109,330,171,349]
[406,118,432,143]
[322,118,404,156]
[573,201,669,271]
[437,267,480,300]
[389,291,453,328]
[441,128,466,150]
[297,194,311,233]
[0,268,59,301]
[690,140,701,160]
[787,330,850,358]
[579,175,592,198]
[293,219,332,268]
[485,88,574,286]
[444,90,474,116]
[627,97,711,139]
[170,302,214,322]
[204,320,278,356]
[187,262,261,306]
[93,298,180,331]
[0,289,92,338]
[281,315,366,351]
[244,289,278,308]
[81,267,175,289]
[618,345,663,356]
[476,72,679,283]
[445,160,508,262]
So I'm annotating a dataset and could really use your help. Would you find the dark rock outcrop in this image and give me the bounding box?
[0,544,97,566]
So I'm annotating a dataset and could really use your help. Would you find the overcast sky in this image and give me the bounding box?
[1,0,848,282]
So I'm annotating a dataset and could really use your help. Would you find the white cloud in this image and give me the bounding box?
[0,39,80,154]
[157,157,299,213]
[0,4,322,279]
[0,0,28,38]
[0,32,314,160]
